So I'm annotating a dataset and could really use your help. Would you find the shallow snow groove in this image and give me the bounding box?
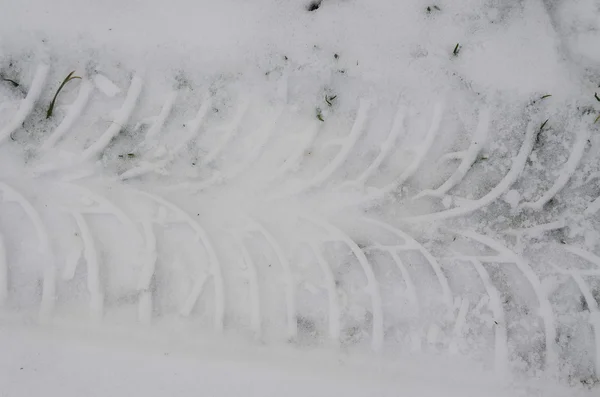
[0,64,49,145]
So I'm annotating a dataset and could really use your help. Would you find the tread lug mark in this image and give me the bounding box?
[555,244,600,378]
[216,106,284,183]
[448,297,470,354]
[134,189,224,332]
[245,219,297,340]
[369,101,444,199]
[61,182,147,321]
[41,79,94,150]
[0,181,56,322]
[181,105,285,192]
[80,74,143,162]
[61,238,83,281]
[0,64,49,145]
[63,183,143,245]
[361,217,453,307]
[231,232,262,338]
[306,240,341,343]
[366,244,421,351]
[504,219,566,239]
[273,99,370,198]
[71,211,103,322]
[121,91,207,180]
[180,273,209,317]
[404,119,537,223]
[562,245,600,268]
[465,258,508,375]
[414,107,490,199]
[302,215,384,351]
[200,97,248,166]
[521,127,590,211]
[137,220,157,325]
[137,221,157,291]
[344,104,406,188]
[449,229,559,377]
[269,121,320,182]
[143,90,178,143]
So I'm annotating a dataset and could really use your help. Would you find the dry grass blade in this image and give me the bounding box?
[0,76,19,87]
[46,71,81,119]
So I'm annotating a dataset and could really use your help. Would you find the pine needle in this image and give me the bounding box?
[0,76,19,87]
[325,95,337,106]
[453,43,461,56]
[316,108,324,122]
[46,71,81,119]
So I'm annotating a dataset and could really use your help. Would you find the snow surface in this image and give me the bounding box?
[0,322,593,397]
[1,0,600,395]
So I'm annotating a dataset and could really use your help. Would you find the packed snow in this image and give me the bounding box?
[1,0,600,396]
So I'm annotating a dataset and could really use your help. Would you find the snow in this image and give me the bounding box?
[92,75,120,98]
[0,0,585,105]
[1,0,600,395]
[0,323,593,397]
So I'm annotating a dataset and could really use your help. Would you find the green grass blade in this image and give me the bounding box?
[453,43,460,56]
[46,71,82,119]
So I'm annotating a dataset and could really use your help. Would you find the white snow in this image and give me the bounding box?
[92,74,121,98]
[0,323,592,397]
[1,0,600,395]
[504,189,521,210]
